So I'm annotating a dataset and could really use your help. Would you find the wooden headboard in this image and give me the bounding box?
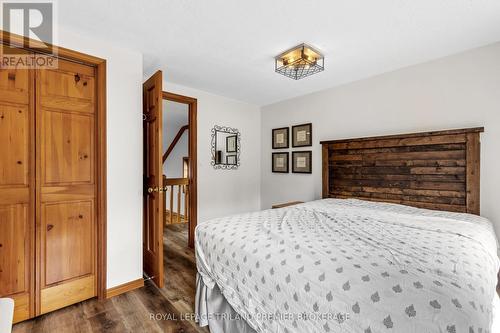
[321,127,483,214]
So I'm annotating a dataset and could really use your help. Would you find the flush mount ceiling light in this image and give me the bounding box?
[275,43,324,80]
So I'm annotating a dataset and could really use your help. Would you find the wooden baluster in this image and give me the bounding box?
[163,178,190,224]
[170,185,174,224]
[177,185,181,224]
[184,185,188,223]
[163,175,167,225]
[163,185,167,226]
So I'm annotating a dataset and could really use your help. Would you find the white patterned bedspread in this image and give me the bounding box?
[195,199,499,333]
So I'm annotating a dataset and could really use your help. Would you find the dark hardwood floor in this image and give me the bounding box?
[13,223,209,333]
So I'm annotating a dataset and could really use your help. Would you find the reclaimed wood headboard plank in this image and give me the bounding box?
[321,127,483,215]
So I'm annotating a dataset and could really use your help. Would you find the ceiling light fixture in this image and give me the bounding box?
[275,43,324,80]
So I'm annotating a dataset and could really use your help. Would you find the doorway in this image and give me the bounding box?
[162,93,197,247]
[142,71,197,289]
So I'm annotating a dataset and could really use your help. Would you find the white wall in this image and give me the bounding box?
[164,82,262,223]
[261,43,500,237]
[57,27,144,289]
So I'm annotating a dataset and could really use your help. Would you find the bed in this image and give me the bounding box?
[195,127,500,333]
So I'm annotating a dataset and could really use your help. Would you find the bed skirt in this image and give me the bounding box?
[195,273,257,333]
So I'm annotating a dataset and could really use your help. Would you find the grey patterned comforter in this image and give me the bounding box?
[195,199,499,332]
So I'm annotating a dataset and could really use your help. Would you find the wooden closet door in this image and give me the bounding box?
[36,58,97,315]
[0,50,35,323]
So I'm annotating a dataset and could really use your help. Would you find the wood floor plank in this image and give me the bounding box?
[111,292,163,333]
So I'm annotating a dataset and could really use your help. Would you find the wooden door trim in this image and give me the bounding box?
[1,30,105,65]
[162,91,197,248]
[0,30,107,301]
[95,62,107,300]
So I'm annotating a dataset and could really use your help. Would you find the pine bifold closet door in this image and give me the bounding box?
[0,48,35,323]
[35,58,97,315]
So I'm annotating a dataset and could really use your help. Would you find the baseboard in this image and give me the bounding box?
[106,278,144,299]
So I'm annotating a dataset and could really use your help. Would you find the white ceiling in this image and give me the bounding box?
[59,0,500,106]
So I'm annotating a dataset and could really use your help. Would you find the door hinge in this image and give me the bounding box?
[143,272,155,281]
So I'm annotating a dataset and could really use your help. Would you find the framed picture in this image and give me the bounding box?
[292,151,312,173]
[272,152,289,173]
[226,135,237,153]
[292,123,312,147]
[272,127,289,149]
[226,155,237,165]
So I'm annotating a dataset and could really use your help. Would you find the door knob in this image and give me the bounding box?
[147,186,162,193]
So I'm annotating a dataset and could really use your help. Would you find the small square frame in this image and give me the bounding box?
[292,123,312,147]
[272,152,289,173]
[272,127,289,149]
[292,151,312,174]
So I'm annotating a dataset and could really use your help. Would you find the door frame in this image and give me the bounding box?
[162,91,197,248]
[0,31,108,301]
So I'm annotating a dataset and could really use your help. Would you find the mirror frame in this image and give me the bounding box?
[211,125,241,169]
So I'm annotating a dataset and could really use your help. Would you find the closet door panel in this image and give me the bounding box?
[0,204,31,322]
[0,66,29,105]
[40,275,95,315]
[39,63,95,114]
[0,57,34,323]
[42,201,93,285]
[11,294,30,323]
[0,204,29,295]
[0,104,29,185]
[41,110,94,184]
[36,58,96,315]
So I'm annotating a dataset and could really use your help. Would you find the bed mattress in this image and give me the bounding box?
[195,199,499,333]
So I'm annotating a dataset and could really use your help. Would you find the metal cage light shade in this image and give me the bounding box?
[275,43,324,80]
